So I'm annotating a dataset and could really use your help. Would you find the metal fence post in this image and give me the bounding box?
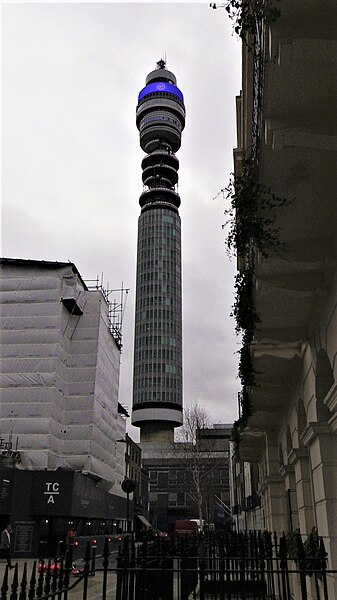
[198,537,205,600]
[81,541,91,600]
[63,545,73,600]
[319,537,328,600]
[18,562,27,600]
[296,532,308,600]
[36,560,44,598]
[116,545,123,600]
[50,559,58,597]
[128,536,136,600]
[43,561,51,598]
[57,557,64,600]
[10,564,19,600]
[1,565,9,600]
[101,537,110,600]
[279,533,290,600]
[27,562,36,600]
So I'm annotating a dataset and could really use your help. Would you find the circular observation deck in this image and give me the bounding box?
[142,163,178,188]
[141,151,179,172]
[145,67,177,86]
[136,77,185,154]
[139,187,181,209]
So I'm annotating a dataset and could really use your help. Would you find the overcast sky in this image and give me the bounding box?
[2,2,241,440]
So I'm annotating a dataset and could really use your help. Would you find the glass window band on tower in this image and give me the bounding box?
[132,61,185,440]
[133,207,182,408]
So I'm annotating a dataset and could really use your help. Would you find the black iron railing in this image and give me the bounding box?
[1,531,335,600]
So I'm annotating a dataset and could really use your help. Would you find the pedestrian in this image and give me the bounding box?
[0,524,14,569]
[66,526,77,547]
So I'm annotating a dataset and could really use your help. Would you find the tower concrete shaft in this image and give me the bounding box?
[132,61,185,443]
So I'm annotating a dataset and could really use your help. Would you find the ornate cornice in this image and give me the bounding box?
[287,447,308,465]
[300,422,332,447]
[259,473,284,494]
[328,411,337,434]
[279,463,295,477]
[324,381,337,413]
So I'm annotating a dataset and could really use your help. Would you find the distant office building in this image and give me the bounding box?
[132,60,185,445]
[146,424,232,532]
[124,434,151,533]
[0,258,128,556]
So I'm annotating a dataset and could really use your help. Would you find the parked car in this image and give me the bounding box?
[154,530,169,539]
[172,520,198,541]
[37,560,85,577]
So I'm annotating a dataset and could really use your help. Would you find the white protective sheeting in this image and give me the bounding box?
[110,412,128,499]
[0,261,125,486]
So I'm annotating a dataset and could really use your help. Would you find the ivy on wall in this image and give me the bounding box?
[286,529,327,577]
[210,1,285,451]
[224,159,289,260]
[219,158,290,450]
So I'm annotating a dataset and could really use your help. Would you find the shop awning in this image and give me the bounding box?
[137,514,151,529]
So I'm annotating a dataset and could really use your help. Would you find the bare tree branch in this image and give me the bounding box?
[172,403,218,530]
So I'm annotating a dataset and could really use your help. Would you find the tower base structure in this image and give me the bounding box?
[139,420,176,444]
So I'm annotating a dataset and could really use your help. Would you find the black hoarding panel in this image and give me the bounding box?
[0,469,14,514]
[106,493,128,520]
[71,473,106,518]
[30,471,74,515]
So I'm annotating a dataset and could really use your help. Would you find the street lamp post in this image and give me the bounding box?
[121,478,136,533]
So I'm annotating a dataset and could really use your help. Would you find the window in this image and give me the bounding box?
[149,470,158,484]
[158,471,168,487]
[168,493,177,506]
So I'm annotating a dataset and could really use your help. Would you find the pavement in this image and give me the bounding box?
[0,555,119,600]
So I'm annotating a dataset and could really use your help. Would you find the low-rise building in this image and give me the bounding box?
[144,424,232,532]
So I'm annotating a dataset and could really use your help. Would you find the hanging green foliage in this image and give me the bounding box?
[224,159,291,452]
[223,159,290,260]
[238,343,256,388]
[286,529,325,577]
[224,0,281,39]
[232,267,259,338]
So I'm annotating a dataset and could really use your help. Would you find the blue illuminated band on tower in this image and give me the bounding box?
[132,61,185,443]
[138,81,184,103]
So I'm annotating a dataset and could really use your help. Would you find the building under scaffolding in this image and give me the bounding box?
[0,257,130,557]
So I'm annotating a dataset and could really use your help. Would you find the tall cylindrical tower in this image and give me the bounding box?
[132,60,185,444]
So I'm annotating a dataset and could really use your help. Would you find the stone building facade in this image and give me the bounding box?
[230,1,337,596]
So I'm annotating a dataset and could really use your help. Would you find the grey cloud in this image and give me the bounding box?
[3,3,241,440]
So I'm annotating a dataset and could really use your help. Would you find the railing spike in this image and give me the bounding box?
[57,558,64,595]
[319,536,329,600]
[36,560,44,598]
[27,562,36,600]
[103,537,110,564]
[63,547,73,589]
[10,564,19,600]
[1,565,9,600]
[18,562,27,600]
[83,541,91,565]
[50,558,58,594]
[102,538,110,600]
[319,536,328,561]
[43,560,51,596]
